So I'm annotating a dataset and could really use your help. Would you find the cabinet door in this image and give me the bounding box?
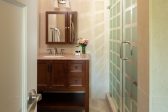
[67,61,86,90]
[67,12,77,44]
[45,11,77,44]
[51,60,67,90]
[37,60,51,91]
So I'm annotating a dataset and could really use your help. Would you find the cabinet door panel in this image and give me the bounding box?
[45,11,77,44]
[51,61,67,90]
[69,63,83,72]
[67,61,86,88]
[68,12,78,44]
[46,11,68,44]
[68,77,82,86]
[37,61,50,91]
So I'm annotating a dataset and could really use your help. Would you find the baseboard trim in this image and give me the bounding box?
[106,93,117,112]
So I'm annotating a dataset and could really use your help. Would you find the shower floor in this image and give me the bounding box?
[90,99,110,112]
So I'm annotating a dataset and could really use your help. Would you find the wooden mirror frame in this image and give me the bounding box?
[46,11,78,44]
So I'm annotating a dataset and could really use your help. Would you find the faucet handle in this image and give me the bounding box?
[54,47,58,55]
[47,48,53,55]
[60,49,65,55]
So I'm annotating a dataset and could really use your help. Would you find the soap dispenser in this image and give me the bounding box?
[75,46,81,56]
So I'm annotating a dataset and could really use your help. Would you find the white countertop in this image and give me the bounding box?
[38,53,90,60]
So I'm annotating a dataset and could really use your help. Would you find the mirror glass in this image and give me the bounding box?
[69,13,77,43]
[48,14,65,42]
[46,11,77,44]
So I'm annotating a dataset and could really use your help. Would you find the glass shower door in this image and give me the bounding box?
[109,0,137,111]
[123,0,137,112]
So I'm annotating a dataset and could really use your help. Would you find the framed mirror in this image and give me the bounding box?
[46,11,77,44]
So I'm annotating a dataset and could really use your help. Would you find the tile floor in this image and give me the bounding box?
[89,99,110,112]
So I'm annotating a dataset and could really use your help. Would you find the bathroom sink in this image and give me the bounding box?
[43,55,64,58]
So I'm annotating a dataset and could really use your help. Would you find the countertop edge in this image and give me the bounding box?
[37,54,90,61]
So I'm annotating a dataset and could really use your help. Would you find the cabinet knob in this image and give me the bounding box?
[49,86,52,89]
[75,66,78,69]
[65,27,70,29]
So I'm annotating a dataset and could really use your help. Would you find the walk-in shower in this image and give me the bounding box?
[109,0,138,112]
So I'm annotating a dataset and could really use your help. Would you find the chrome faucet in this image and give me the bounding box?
[60,49,65,55]
[47,48,53,55]
[47,48,64,55]
[54,47,58,55]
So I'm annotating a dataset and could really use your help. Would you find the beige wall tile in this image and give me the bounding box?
[96,13,104,23]
[95,1,104,11]
[95,24,105,37]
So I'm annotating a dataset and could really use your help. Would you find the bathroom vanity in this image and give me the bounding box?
[37,54,89,112]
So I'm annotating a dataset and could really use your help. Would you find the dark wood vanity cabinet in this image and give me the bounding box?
[37,60,51,91]
[51,61,67,90]
[38,60,66,91]
[37,60,89,112]
[67,61,87,90]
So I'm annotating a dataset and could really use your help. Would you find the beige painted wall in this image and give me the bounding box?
[138,0,168,112]
[38,0,109,99]
[150,0,168,112]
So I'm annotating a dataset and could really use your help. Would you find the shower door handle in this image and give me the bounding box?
[120,41,132,60]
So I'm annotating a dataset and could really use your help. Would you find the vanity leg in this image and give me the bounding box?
[85,107,89,112]
[85,89,89,112]
[85,60,89,112]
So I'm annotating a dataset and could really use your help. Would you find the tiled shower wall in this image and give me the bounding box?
[109,0,122,111]
[38,0,109,99]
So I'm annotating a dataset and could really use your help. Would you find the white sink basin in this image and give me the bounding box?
[43,55,64,58]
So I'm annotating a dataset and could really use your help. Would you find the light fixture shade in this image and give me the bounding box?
[51,0,71,10]
[58,0,66,4]
[65,0,71,8]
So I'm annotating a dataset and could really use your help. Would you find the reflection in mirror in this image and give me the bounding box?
[46,11,77,44]
[69,13,77,43]
[48,14,65,42]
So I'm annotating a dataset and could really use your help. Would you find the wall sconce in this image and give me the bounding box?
[58,0,66,4]
[52,0,71,9]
